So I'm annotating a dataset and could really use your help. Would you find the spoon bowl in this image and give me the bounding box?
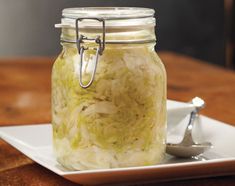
[166,142,212,158]
[166,97,212,158]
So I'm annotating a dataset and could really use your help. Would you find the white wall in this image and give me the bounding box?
[0,0,106,56]
[0,0,225,67]
[0,0,63,56]
[0,0,153,57]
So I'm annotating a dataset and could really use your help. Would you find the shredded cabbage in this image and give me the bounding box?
[52,45,166,170]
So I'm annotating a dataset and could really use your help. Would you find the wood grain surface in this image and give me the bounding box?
[0,52,235,186]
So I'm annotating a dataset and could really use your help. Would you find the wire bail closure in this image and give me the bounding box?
[75,18,105,88]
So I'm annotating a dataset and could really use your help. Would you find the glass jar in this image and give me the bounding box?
[52,7,166,170]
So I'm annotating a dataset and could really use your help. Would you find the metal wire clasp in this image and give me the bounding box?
[75,18,105,88]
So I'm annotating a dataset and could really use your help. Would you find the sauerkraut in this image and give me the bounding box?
[52,45,166,170]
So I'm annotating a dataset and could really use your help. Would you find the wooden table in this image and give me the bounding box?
[0,52,235,186]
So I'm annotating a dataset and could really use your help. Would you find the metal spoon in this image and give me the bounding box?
[166,97,212,158]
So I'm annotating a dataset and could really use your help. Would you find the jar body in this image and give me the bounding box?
[52,43,166,170]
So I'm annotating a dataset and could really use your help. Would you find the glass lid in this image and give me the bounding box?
[56,7,155,29]
[62,7,155,20]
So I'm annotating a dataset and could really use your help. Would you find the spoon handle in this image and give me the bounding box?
[180,110,198,146]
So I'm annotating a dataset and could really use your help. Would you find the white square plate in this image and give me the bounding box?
[0,100,235,185]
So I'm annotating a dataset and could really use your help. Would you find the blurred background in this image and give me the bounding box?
[0,0,234,68]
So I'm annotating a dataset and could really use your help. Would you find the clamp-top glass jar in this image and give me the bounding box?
[52,7,166,170]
